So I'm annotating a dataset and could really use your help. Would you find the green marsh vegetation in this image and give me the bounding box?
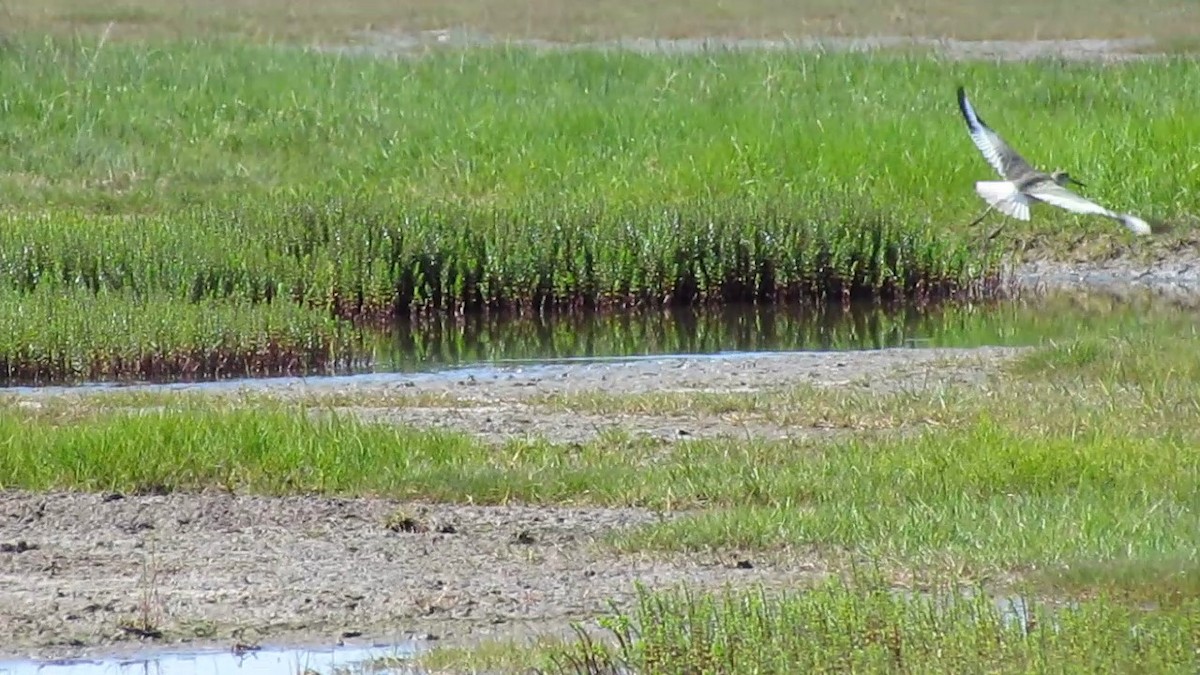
[1,35,1198,381]
[416,313,1196,672]
[3,294,1198,671]
[5,312,1198,588]
[4,4,1199,670]
[425,580,1200,673]
[0,287,357,384]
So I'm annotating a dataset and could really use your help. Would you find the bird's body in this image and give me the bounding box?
[955,86,1151,236]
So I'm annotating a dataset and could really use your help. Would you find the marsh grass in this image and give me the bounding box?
[0,405,485,495]
[3,368,1196,594]
[0,40,1196,376]
[1,309,1198,606]
[615,417,1199,588]
[0,198,985,316]
[510,580,1200,674]
[0,287,359,385]
[1,41,1194,227]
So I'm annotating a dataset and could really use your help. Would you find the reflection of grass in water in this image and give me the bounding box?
[422,577,1200,674]
[365,290,1198,369]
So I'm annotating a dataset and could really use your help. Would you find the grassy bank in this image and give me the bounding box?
[1,40,1196,380]
[0,287,357,385]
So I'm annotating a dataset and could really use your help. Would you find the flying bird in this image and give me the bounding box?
[955,86,1151,237]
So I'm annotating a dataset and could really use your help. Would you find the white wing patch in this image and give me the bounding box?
[974,180,1031,221]
[1024,183,1115,217]
[999,198,1031,221]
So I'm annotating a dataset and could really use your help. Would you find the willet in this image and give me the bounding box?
[955,86,1152,237]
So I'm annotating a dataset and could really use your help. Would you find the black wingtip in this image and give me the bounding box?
[955,85,980,128]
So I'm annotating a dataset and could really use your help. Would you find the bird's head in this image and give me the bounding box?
[1051,170,1086,188]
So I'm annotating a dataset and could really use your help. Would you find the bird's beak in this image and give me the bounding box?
[1069,176,1087,187]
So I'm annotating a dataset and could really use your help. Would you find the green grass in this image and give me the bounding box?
[0,403,484,495]
[2,199,985,317]
[618,419,1198,585]
[2,41,1195,225]
[427,579,1200,674]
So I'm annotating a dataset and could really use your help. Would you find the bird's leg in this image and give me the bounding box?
[965,204,1008,247]
[965,204,1004,245]
[966,204,995,229]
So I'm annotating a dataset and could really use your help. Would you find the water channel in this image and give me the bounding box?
[0,641,420,675]
[8,288,1195,394]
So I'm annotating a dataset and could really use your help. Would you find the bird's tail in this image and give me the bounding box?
[974,181,1030,221]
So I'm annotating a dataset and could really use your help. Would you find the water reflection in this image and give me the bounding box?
[7,287,1197,390]
[365,289,1200,373]
[0,642,419,675]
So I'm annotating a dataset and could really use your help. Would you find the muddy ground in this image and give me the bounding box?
[0,492,826,660]
[0,346,1022,661]
[325,29,1166,62]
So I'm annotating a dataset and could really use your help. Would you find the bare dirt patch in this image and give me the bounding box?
[1014,253,1200,302]
[343,405,819,445]
[0,491,823,660]
[329,30,1166,62]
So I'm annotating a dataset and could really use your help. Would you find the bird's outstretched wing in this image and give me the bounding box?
[956,86,1037,181]
[1025,182,1153,235]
